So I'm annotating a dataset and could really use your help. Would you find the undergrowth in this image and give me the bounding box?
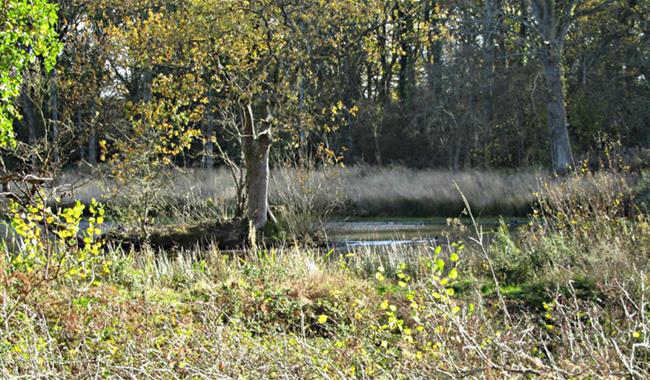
[2,165,650,378]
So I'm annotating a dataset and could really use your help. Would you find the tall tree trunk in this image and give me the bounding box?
[366,63,373,99]
[202,123,215,168]
[528,0,578,173]
[241,103,271,231]
[297,70,307,163]
[482,0,497,166]
[77,110,85,161]
[377,20,394,104]
[50,69,59,164]
[373,119,382,166]
[140,70,153,102]
[393,1,413,103]
[341,54,361,161]
[87,103,98,164]
[541,49,573,173]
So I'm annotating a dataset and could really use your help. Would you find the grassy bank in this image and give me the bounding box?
[2,233,650,378]
[2,168,650,378]
[55,165,639,242]
[51,166,547,243]
[56,165,543,220]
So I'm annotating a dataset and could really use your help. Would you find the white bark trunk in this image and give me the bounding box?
[541,50,573,173]
[529,0,575,173]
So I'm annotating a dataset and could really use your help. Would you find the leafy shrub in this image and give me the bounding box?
[1,198,110,324]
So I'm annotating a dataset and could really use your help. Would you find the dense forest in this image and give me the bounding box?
[4,0,649,174]
[1,0,650,378]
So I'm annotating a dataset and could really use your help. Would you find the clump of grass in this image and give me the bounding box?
[270,164,344,241]
[486,164,650,289]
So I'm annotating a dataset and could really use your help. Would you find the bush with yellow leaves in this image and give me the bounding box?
[1,198,110,323]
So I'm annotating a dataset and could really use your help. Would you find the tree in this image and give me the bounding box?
[525,0,614,172]
[93,0,370,234]
[0,0,61,149]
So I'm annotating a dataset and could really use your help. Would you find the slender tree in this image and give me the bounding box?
[525,0,614,172]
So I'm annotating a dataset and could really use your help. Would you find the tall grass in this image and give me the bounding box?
[57,165,544,224]
[3,163,650,377]
[335,165,541,216]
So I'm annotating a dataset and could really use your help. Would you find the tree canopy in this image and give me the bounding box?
[3,0,648,172]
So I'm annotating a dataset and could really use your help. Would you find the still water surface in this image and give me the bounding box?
[325,217,523,250]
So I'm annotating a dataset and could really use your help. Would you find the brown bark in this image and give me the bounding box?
[241,102,271,231]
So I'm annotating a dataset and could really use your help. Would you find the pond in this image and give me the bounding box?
[71,216,525,253]
[325,217,524,251]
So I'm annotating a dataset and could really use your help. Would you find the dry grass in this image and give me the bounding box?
[3,164,650,378]
[2,234,649,378]
[56,165,543,223]
[3,161,639,377]
[334,165,542,216]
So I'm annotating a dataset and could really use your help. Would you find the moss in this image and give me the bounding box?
[106,220,245,250]
[466,277,603,311]
[261,220,285,242]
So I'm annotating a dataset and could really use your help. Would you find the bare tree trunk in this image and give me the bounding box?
[201,107,214,168]
[201,88,216,168]
[424,0,443,96]
[541,49,573,173]
[341,54,361,161]
[377,19,395,104]
[241,103,271,231]
[396,4,413,102]
[373,121,382,166]
[482,0,497,166]
[141,70,153,102]
[202,124,215,168]
[50,69,59,164]
[528,0,577,173]
[77,110,85,161]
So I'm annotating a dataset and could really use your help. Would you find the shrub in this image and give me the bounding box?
[1,198,110,324]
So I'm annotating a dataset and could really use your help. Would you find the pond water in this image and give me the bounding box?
[325,217,523,250]
[76,216,524,252]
